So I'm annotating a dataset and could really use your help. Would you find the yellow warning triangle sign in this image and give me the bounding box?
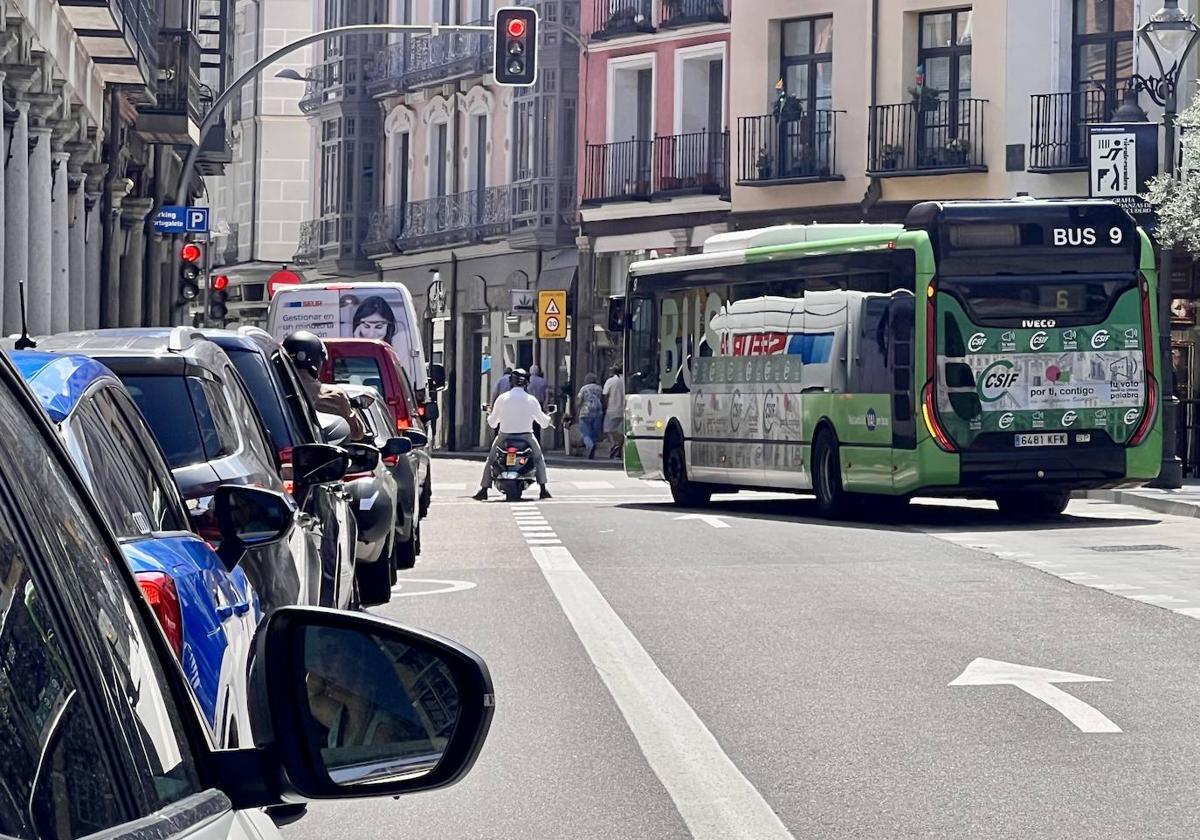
[544,298,561,315]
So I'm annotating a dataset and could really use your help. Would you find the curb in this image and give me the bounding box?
[431,450,625,470]
[1079,489,1200,519]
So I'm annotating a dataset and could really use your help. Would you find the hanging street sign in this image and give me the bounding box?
[1087,123,1159,231]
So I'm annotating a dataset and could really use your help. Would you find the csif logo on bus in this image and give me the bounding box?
[968,332,987,352]
[1124,408,1140,426]
[998,412,1015,430]
[1061,410,1078,427]
[1029,331,1049,351]
[1091,329,1111,349]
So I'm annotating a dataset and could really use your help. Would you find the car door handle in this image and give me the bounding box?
[217,605,234,620]
[232,600,251,616]
[218,601,251,620]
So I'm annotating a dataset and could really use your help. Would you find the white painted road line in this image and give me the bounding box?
[527,542,795,840]
[673,513,730,529]
[949,658,1121,734]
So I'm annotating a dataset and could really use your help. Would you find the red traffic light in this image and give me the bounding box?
[506,17,526,37]
[180,243,202,263]
[212,274,230,292]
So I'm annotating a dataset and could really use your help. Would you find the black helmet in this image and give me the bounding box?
[283,330,327,377]
[510,367,529,388]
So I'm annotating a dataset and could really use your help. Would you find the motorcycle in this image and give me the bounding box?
[483,404,557,502]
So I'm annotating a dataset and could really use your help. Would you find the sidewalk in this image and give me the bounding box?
[432,448,625,470]
[1080,482,1200,519]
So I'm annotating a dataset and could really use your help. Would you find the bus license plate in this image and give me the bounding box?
[1014,433,1068,447]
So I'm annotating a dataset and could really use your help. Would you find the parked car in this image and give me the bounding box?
[201,326,361,600]
[323,337,435,518]
[343,384,427,602]
[35,328,357,611]
[11,349,296,748]
[0,345,493,840]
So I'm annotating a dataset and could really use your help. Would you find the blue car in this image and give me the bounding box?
[11,350,288,748]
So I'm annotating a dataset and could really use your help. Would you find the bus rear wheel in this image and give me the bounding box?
[994,491,1070,520]
[664,435,711,507]
[813,432,850,519]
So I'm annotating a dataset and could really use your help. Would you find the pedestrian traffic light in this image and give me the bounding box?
[493,6,538,87]
[209,273,229,321]
[179,242,202,303]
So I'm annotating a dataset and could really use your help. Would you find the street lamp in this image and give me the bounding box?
[1127,0,1200,489]
[274,68,307,82]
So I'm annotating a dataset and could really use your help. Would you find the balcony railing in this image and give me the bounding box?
[364,204,406,258]
[1029,89,1110,172]
[294,220,320,266]
[867,98,987,176]
[653,131,728,195]
[135,29,202,145]
[583,133,729,203]
[402,23,493,89]
[394,186,511,252]
[591,0,655,39]
[737,111,840,184]
[658,0,728,28]
[368,43,408,96]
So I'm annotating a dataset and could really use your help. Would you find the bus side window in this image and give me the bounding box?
[628,297,658,395]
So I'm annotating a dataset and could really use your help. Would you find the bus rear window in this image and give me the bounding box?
[939,275,1136,322]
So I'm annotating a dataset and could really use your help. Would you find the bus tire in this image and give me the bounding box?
[994,491,1070,519]
[665,434,711,507]
[813,431,850,519]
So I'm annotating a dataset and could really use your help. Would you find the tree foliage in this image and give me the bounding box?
[1146,97,1200,250]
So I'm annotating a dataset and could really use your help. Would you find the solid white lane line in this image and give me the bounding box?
[528,545,795,840]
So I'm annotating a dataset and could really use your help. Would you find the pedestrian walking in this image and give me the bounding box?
[491,366,513,402]
[576,373,604,458]
[602,363,625,459]
[528,365,549,444]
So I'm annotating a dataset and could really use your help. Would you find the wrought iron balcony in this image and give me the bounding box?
[658,0,728,28]
[368,43,408,97]
[294,220,320,266]
[394,186,512,252]
[867,98,988,176]
[738,111,841,184]
[583,133,729,204]
[401,22,494,89]
[136,29,202,146]
[363,204,406,258]
[1029,89,1111,173]
[591,0,655,39]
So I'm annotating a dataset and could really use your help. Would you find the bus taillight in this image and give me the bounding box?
[923,285,957,453]
[921,381,957,452]
[1129,271,1157,447]
[1130,376,1157,447]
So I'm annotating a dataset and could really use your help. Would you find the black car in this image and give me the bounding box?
[0,346,493,840]
[35,328,357,611]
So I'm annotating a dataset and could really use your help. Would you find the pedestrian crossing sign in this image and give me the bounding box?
[538,290,567,339]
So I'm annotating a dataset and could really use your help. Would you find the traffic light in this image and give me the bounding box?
[179,241,202,303]
[209,273,229,322]
[493,6,538,87]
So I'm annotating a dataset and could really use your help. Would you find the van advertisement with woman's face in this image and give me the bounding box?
[273,289,410,354]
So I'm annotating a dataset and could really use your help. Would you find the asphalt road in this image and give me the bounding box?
[286,460,1200,840]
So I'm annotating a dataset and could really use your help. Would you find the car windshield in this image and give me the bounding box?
[226,348,295,450]
[120,376,213,468]
[332,355,385,399]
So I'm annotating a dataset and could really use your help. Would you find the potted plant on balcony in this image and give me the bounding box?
[773,94,805,122]
[943,136,971,165]
[756,149,772,180]
[879,144,903,170]
[907,85,942,113]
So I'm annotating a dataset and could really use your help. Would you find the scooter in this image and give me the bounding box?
[482,404,557,502]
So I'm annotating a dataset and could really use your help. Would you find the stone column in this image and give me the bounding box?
[104,178,132,326]
[26,103,55,336]
[50,149,70,334]
[119,198,154,327]
[2,99,28,336]
[146,230,164,326]
[83,162,106,329]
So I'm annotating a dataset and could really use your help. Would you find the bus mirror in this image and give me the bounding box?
[607,298,626,333]
[944,362,975,388]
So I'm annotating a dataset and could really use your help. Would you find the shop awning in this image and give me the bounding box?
[538,249,578,291]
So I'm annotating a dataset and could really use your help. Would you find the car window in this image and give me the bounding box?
[200,378,240,457]
[0,375,203,828]
[369,402,393,440]
[331,355,385,396]
[227,348,296,451]
[220,366,278,469]
[121,375,212,468]
[399,369,421,417]
[107,389,188,533]
[271,350,319,444]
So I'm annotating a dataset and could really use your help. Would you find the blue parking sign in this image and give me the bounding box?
[153,206,186,234]
[186,207,210,233]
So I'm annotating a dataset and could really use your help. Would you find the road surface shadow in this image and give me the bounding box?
[616,494,1157,533]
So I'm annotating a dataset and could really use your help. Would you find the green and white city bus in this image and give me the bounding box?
[620,199,1162,518]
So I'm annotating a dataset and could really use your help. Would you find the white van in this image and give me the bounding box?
[267,282,430,396]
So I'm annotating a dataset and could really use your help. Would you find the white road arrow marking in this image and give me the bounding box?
[673,513,730,529]
[949,657,1122,733]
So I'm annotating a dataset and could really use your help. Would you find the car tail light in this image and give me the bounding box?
[1130,273,1158,447]
[283,479,295,495]
[135,572,184,658]
[278,446,293,464]
[395,416,412,431]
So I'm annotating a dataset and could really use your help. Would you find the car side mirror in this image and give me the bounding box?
[344,442,381,474]
[428,363,447,390]
[214,485,294,571]
[232,606,493,804]
[402,429,429,448]
[383,437,413,458]
[293,443,351,487]
[607,297,626,333]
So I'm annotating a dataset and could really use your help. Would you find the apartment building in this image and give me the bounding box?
[575,0,731,382]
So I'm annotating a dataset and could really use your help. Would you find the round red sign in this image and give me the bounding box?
[267,269,302,297]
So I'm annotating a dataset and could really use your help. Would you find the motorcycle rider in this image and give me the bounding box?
[283,330,367,442]
[474,368,553,501]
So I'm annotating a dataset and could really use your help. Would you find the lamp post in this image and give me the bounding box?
[1126,1,1200,489]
